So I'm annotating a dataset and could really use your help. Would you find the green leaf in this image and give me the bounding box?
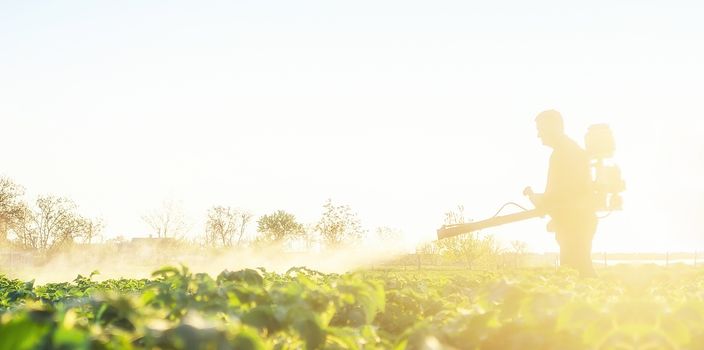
[232,327,266,350]
[294,318,326,350]
[0,315,51,350]
[52,328,89,350]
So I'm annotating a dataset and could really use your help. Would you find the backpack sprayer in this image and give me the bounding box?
[436,124,626,240]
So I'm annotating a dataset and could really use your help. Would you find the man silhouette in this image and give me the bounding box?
[525,110,598,277]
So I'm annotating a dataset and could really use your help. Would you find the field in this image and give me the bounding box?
[2,265,704,350]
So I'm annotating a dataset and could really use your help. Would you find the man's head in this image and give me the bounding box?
[535,109,565,148]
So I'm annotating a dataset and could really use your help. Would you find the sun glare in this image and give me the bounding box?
[1,1,703,349]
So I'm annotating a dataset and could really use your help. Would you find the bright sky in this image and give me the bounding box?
[1,0,703,253]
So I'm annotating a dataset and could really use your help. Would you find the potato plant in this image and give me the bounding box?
[1,266,704,349]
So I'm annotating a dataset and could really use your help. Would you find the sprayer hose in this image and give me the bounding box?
[491,202,531,218]
[491,201,613,220]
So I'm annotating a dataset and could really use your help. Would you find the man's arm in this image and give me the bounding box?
[523,186,545,210]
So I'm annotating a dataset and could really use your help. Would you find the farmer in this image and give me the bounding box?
[524,110,598,277]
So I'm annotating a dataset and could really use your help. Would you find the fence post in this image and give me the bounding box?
[666,252,669,267]
[603,252,607,267]
[555,255,559,270]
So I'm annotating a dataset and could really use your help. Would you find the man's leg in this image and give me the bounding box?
[556,232,579,273]
[556,215,598,277]
[557,231,596,277]
[575,233,597,277]
[576,220,598,278]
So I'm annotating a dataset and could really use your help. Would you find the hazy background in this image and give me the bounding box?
[1,0,703,253]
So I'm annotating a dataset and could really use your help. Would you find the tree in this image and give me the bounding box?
[204,206,238,247]
[315,199,364,248]
[14,195,94,252]
[376,226,405,253]
[417,240,441,266]
[236,210,253,246]
[510,240,529,268]
[300,223,319,251]
[142,199,190,239]
[256,210,304,246]
[436,205,500,268]
[77,218,104,244]
[443,204,466,226]
[376,226,403,242]
[0,177,28,244]
[417,241,440,256]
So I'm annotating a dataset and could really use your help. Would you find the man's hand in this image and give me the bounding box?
[523,186,544,209]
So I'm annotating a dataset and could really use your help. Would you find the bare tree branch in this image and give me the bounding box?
[142,199,190,239]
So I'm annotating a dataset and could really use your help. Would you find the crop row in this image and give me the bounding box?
[2,266,704,349]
